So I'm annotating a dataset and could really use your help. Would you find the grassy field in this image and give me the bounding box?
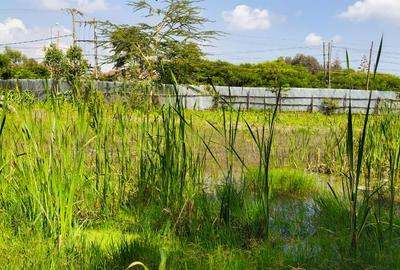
[0,88,399,269]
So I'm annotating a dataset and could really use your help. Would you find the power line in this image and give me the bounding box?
[0,35,72,47]
[207,46,321,56]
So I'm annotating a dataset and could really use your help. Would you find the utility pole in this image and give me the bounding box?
[55,22,60,48]
[328,41,332,89]
[93,18,99,79]
[57,29,60,48]
[63,8,83,46]
[76,18,100,79]
[323,42,326,80]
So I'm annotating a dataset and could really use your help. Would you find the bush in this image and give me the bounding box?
[322,98,339,115]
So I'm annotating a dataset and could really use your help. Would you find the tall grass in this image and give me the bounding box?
[0,54,399,269]
[245,87,281,239]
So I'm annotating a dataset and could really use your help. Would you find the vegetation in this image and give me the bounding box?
[101,0,219,80]
[0,48,50,79]
[0,78,399,269]
[44,43,89,82]
[154,57,400,91]
[0,3,400,267]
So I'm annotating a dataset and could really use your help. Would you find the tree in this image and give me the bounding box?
[22,59,50,78]
[65,45,88,82]
[44,44,66,80]
[286,54,322,74]
[0,53,12,79]
[158,42,204,83]
[0,49,49,79]
[3,48,26,65]
[332,57,342,71]
[101,0,219,80]
[358,55,369,73]
[105,25,153,78]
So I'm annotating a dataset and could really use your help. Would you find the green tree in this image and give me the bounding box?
[64,45,88,82]
[3,48,26,65]
[105,25,153,78]
[0,48,49,79]
[44,44,66,80]
[159,42,204,83]
[286,54,322,74]
[102,0,219,80]
[0,53,12,79]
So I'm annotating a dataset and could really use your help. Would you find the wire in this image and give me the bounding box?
[0,35,72,47]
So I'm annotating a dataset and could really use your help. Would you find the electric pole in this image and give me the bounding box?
[93,18,99,80]
[76,18,100,79]
[63,8,83,46]
[328,41,332,89]
[323,42,326,80]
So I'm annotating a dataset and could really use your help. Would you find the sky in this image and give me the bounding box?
[1,0,400,74]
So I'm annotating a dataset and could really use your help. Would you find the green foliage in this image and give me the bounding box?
[322,98,339,115]
[0,89,400,269]
[0,48,50,79]
[44,43,66,80]
[43,44,89,83]
[284,54,322,74]
[101,0,219,80]
[65,45,89,84]
[159,57,400,91]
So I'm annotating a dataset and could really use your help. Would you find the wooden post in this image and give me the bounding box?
[246,92,250,110]
[328,41,332,89]
[374,97,381,114]
[263,95,266,110]
[310,95,314,113]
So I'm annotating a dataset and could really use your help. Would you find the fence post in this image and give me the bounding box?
[246,91,250,110]
[263,95,266,110]
[374,97,381,114]
[310,95,314,113]
[343,94,347,113]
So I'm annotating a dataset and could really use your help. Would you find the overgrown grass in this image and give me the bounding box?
[0,81,399,269]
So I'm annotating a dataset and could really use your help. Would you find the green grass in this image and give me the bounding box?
[0,87,399,269]
[245,168,322,197]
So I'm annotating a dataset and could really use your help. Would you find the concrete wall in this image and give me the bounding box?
[1,79,399,112]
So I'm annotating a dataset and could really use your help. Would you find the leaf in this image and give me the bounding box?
[0,114,6,137]
[373,35,383,79]
[345,49,350,71]
[126,261,149,270]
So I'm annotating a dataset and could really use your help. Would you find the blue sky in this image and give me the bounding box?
[1,0,400,74]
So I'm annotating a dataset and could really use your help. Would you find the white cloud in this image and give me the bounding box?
[304,33,343,46]
[0,18,72,59]
[339,0,400,23]
[0,18,28,44]
[304,33,323,46]
[223,5,272,31]
[35,0,107,13]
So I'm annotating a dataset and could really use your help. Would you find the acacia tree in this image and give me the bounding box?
[101,0,219,80]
